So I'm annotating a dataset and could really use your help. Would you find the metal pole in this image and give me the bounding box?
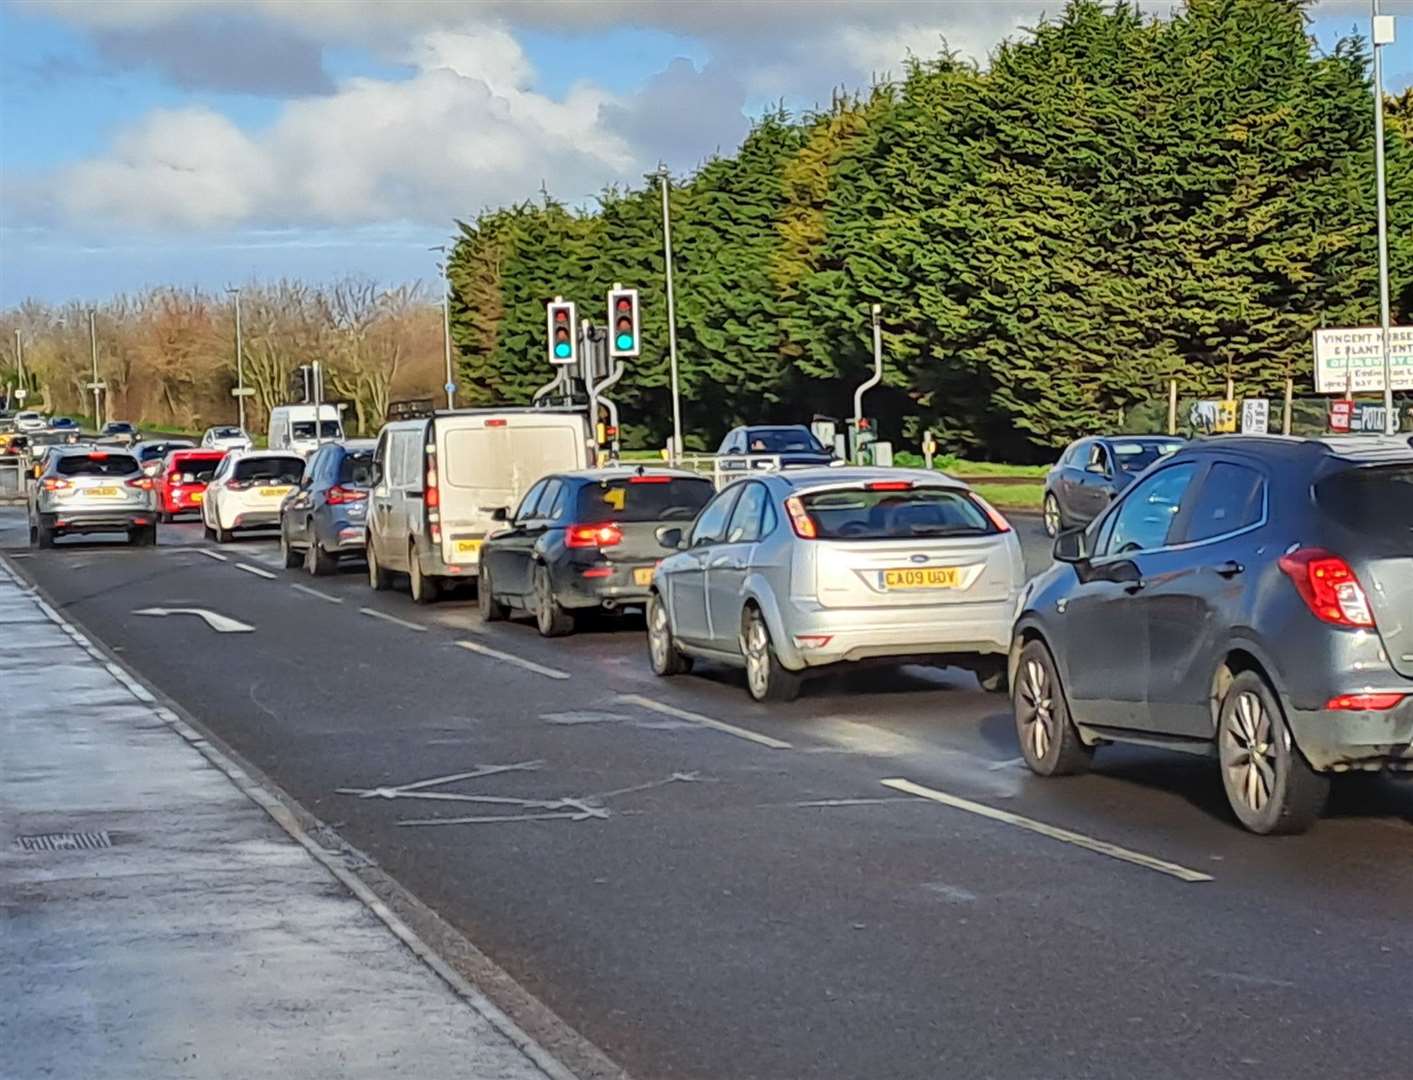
[228,288,246,431]
[854,304,884,460]
[88,309,102,428]
[14,328,22,396]
[312,359,323,445]
[655,164,683,464]
[1168,379,1178,436]
[1372,0,1396,434]
[431,245,454,409]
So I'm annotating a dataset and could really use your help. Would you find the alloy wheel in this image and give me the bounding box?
[648,598,670,670]
[1019,658,1054,761]
[1221,691,1277,814]
[744,615,769,699]
[1043,494,1060,537]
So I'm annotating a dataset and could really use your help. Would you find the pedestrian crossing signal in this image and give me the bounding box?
[546,300,577,366]
[607,287,640,359]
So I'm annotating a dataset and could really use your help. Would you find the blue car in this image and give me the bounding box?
[278,440,376,575]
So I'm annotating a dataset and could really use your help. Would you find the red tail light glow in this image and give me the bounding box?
[567,523,623,549]
[784,496,817,539]
[126,476,154,491]
[41,478,72,492]
[629,475,671,484]
[1325,693,1407,711]
[485,418,507,427]
[326,485,368,505]
[1278,548,1374,628]
[225,479,249,491]
[865,481,912,492]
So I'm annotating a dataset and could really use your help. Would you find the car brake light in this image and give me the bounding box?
[567,523,622,548]
[969,493,1013,534]
[784,496,817,539]
[127,476,154,490]
[865,481,912,491]
[327,485,368,505]
[88,451,108,460]
[629,475,671,484]
[226,479,249,491]
[581,566,614,578]
[1325,693,1407,711]
[41,478,72,492]
[1278,548,1374,628]
[485,418,507,427]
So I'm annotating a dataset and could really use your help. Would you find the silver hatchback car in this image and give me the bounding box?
[647,467,1025,701]
[29,446,158,547]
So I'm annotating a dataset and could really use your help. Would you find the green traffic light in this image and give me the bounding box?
[616,333,634,350]
[554,342,572,358]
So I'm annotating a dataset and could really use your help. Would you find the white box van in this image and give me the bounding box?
[366,407,590,602]
[268,404,344,456]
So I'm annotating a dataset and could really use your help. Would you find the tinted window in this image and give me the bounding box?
[337,450,375,486]
[234,456,304,484]
[292,420,341,439]
[725,483,770,543]
[576,476,714,523]
[55,453,138,477]
[690,487,742,546]
[1184,462,1264,542]
[515,480,548,522]
[1112,440,1184,474]
[1087,443,1112,474]
[1103,463,1198,554]
[1315,465,1413,541]
[746,428,825,453]
[212,427,243,438]
[168,455,224,483]
[1062,440,1089,467]
[798,486,993,539]
[538,479,566,521]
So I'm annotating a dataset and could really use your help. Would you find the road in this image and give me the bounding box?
[5,507,1413,1080]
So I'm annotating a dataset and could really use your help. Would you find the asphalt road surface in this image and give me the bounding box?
[5,507,1412,1080]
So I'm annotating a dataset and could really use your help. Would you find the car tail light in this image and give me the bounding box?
[1278,548,1374,628]
[126,476,154,490]
[567,523,623,548]
[1325,693,1407,711]
[226,479,249,491]
[784,496,818,539]
[425,449,441,542]
[87,451,108,461]
[485,418,507,427]
[327,485,368,505]
[41,478,72,492]
[969,493,1013,534]
[629,475,671,484]
[865,480,912,491]
[581,566,614,578]
[793,634,834,649]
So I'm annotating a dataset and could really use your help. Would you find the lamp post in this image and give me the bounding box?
[648,163,683,463]
[431,245,455,409]
[226,287,246,431]
[88,308,103,428]
[1372,1,1397,434]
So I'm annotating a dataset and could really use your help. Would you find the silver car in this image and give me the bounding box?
[29,446,158,547]
[647,467,1025,702]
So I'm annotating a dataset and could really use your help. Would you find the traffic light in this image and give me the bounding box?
[607,286,640,358]
[546,299,578,366]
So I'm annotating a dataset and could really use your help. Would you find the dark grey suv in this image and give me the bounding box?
[1011,435,1413,834]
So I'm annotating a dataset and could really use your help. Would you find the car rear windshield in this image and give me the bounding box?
[292,421,341,439]
[747,429,825,453]
[234,457,304,484]
[170,455,223,482]
[338,451,376,485]
[55,453,138,477]
[1315,464,1413,542]
[1112,441,1183,472]
[799,486,994,539]
[577,476,715,522]
[212,427,243,438]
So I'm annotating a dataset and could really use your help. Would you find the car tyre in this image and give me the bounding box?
[976,658,1008,694]
[741,606,800,703]
[160,511,174,524]
[367,542,391,591]
[1042,492,1062,538]
[409,544,440,604]
[1217,671,1328,835]
[128,524,157,547]
[34,523,54,549]
[1013,638,1092,776]
[306,534,337,576]
[477,563,509,622]
[280,528,301,568]
[647,591,692,676]
[214,524,232,544]
[533,563,574,637]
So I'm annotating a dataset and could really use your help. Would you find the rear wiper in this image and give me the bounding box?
[907,525,989,537]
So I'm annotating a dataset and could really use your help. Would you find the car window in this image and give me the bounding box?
[1315,464,1413,543]
[576,476,714,522]
[234,456,304,485]
[1101,463,1199,555]
[338,450,375,487]
[725,483,771,543]
[537,479,565,521]
[798,485,994,539]
[398,430,422,489]
[55,452,139,477]
[1182,462,1265,543]
[1112,440,1183,474]
[168,455,223,483]
[515,480,548,523]
[690,486,742,547]
[1087,443,1111,475]
[747,428,824,454]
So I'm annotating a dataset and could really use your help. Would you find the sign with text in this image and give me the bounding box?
[1241,399,1270,435]
[1313,326,1413,394]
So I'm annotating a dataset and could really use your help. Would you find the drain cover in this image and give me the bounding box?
[16,831,113,852]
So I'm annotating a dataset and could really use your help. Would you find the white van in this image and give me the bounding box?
[268,404,344,457]
[366,407,590,602]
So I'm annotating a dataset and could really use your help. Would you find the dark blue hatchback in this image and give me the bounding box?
[279,440,376,575]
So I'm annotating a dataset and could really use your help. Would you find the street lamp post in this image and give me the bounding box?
[650,163,683,464]
[13,328,25,407]
[88,309,103,428]
[1372,1,1397,434]
[226,287,246,431]
[431,245,455,409]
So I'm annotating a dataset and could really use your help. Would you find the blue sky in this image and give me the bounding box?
[1,0,1409,308]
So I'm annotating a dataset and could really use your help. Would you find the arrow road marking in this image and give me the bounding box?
[133,607,254,633]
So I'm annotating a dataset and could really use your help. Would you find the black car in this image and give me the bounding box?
[717,425,835,470]
[279,440,376,575]
[100,421,140,445]
[1012,435,1413,835]
[478,467,716,637]
[1042,435,1184,536]
[137,439,196,475]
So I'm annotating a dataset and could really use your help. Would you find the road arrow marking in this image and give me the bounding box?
[133,607,254,633]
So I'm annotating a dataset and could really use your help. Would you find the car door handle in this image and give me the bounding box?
[709,557,743,569]
[1214,560,1245,578]
[1123,579,1146,595]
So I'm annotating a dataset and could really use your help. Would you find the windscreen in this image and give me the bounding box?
[292,420,341,439]
[577,477,715,522]
[1315,464,1413,543]
[338,450,376,486]
[1112,441,1183,473]
[169,454,223,483]
[234,456,304,484]
[747,429,825,453]
[56,454,138,477]
[799,486,994,539]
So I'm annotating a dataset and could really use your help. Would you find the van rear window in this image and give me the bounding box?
[1315,465,1413,542]
[577,477,714,522]
[799,486,994,539]
[56,454,138,477]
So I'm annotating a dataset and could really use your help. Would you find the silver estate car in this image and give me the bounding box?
[29,446,158,547]
[647,467,1025,702]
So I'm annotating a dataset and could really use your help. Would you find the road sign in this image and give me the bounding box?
[1241,399,1270,435]
[14,388,27,400]
[85,381,107,391]
[231,387,256,397]
[1313,326,1413,394]
[443,382,457,395]
[132,607,254,633]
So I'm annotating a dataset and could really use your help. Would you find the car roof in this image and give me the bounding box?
[51,445,137,459]
[776,466,968,490]
[559,465,707,482]
[234,450,305,460]
[742,424,813,433]
[1188,434,1413,464]
[1099,434,1184,445]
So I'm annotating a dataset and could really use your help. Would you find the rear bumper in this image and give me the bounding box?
[38,509,154,535]
[555,560,659,609]
[230,510,281,530]
[775,594,1017,670]
[1287,695,1413,772]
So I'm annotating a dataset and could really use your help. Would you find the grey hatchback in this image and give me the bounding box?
[1012,435,1413,834]
[29,446,158,547]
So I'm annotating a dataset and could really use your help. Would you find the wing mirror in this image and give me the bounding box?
[490,506,509,523]
[726,446,744,455]
[655,526,686,550]
[368,462,384,487]
[1053,527,1089,564]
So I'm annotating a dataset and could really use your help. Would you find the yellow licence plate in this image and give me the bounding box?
[261,486,292,498]
[882,567,960,590]
[456,540,482,557]
[87,486,120,497]
[633,567,655,586]
[192,492,204,502]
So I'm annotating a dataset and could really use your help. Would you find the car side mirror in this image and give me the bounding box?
[369,462,384,486]
[726,446,743,455]
[490,506,509,523]
[1053,527,1089,564]
[656,526,684,550]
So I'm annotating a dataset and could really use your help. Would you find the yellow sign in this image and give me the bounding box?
[1214,400,1238,433]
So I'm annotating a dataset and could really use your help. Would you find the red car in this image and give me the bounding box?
[159,449,227,521]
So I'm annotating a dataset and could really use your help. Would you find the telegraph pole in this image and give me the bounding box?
[1372,1,1397,433]
[650,163,683,463]
[431,245,455,409]
[227,287,246,430]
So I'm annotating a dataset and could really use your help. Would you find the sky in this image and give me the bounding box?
[1,0,1410,307]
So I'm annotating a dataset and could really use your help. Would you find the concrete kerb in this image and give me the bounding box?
[0,552,629,1080]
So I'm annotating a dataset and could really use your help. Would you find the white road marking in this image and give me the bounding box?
[617,694,792,750]
[359,607,428,632]
[454,640,570,680]
[290,583,342,604]
[198,549,228,561]
[236,563,277,579]
[881,778,1213,883]
[132,606,254,633]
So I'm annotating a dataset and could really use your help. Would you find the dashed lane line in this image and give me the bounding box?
[359,607,428,632]
[881,778,1213,884]
[290,583,343,604]
[617,694,792,750]
[198,549,228,561]
[236,563,277,580]
[454,640,570,680]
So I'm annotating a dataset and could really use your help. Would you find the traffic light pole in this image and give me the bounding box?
[853,304,884,462]
[653,166,683,463]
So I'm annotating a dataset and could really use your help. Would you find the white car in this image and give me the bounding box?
[202,451,305,543]
[15,411,47,433]
[201,426,253,452]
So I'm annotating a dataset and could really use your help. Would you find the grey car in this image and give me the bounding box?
[1012,435,1413,834]
[29,446,158,547]
[647,467,1025,702]
[1042,435,1185,537]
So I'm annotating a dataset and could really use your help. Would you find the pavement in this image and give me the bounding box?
[0,557,579,1080]
[4,506,1413,1080]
